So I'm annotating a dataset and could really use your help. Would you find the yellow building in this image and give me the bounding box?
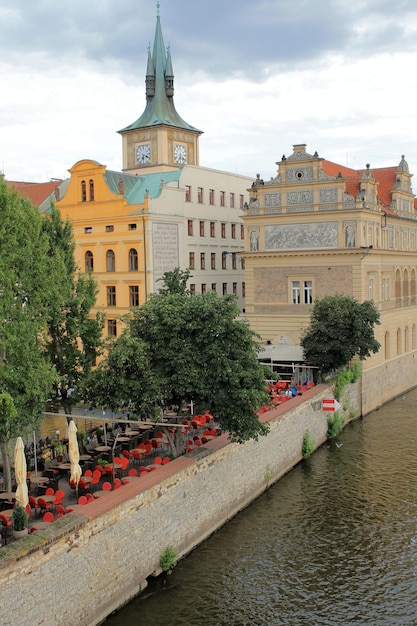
[242,144,417,413]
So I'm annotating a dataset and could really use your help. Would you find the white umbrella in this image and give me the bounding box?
[68,420,82,488]
[14,437,29,508]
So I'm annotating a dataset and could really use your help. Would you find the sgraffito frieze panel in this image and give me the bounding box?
[319,205,338,211]
[265,222,338,250]
[319,188,337,203]
[265,207,283,214]
[287,205,314,213]
[286,168,313,183]
[265,192,281,207]
[287,190,313,205]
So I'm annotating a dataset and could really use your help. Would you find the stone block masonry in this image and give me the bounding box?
[0,383,359,626]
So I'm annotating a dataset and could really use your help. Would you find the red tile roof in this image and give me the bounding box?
[6,180,62,207]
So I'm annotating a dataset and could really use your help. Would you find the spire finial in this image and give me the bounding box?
[157,1,160,16]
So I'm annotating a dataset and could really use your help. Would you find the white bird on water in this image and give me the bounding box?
[335,442,343,448]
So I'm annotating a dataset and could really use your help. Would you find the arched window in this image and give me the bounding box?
[411,269,416,305]
[89,179,95,201]
[403,269,409,305]
[106,250,115,272]
[412,324,417,350]
[85,250,94,272]
[129,248,138,271]
[405,325,410,352]
[384,331,390,360]
[395,269,401,306]
[81,180,87,202]
[397,328,402,355]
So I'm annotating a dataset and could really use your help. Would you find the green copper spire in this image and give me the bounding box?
[119,5,201,133]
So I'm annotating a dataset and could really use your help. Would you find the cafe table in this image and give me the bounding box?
[1,508,15,518]
[30,475,49,486]
[94,445,111,454]
[0,492,16,501]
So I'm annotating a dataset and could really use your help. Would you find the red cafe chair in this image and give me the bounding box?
[77,496,88,505]
[43,511,54,523]
[102,482,112,491]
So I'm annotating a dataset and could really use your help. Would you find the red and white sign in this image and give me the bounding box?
[322,398,341,412]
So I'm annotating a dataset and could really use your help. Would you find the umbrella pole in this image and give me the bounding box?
[33,431,38,476]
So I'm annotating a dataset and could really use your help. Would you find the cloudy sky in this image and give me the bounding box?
[2,0,417,183]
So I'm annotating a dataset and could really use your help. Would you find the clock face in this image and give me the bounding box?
[136,144,151,164]
[174,144,187,164]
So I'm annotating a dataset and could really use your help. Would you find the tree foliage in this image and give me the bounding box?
[0,180,102,487]
[300,294,381,375]
[42,206,104,414]
[83,270,270,454]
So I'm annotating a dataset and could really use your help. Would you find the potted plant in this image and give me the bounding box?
[12,504,28,539]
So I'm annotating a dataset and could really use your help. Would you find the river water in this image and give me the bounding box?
[105,390,417,626]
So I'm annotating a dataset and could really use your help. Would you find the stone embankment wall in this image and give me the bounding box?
[0,383,359,626]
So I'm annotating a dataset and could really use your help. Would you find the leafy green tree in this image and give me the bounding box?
[83,270,270,455]
[42,206,104,414]
[300,294,381,376]
[0,179,57,487]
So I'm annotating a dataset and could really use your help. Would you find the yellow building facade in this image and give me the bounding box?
[242,144,417,413]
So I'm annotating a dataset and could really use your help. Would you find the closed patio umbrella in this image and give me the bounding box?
[68,420,82,489]
[14,436,29,508]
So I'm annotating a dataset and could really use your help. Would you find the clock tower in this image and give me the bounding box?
[118,2,202,174]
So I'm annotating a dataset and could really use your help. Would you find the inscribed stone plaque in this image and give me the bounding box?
[152,223,179,289]
[265,222,338,250]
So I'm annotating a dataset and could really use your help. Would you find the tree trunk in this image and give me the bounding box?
[0,438,12,491]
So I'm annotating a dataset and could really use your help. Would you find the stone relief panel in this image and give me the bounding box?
[152,222,179,290]
[265,207,283,214]
[265,192,282,207]
[286,168,313,183]
[319,188,337,203]
[287,190,313,205]
[265,222,338,250]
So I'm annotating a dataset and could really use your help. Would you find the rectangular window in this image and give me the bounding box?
[107,286,116,307]
[222,252,227,270]
[222,282,228,295]
[304,280,313,304]
[241,258,245,270]
[230,193,235,208]
[239,194,244,210]
[211,283,217,292]
[128,223,137,231]
[368,278,374,300]
[106,225,114,232]
[185,185,192,202]
[200,252,205,270]
[232,282,237,295]
[221,222,226,238]
[382,277,390,301]
[199,221,205,237]
[129,286,139,307]
[292,281,301,304]
[292,280,313,304]
[197,187,203,203]
[231,224,236,239]
[201,284,206,294]
[190,284,196,295]
[220,191,225,207]
[210,221,215,237]
[209,189,215,205]
[84,227,93,234]
[189,252,195,270]
[107,319,117,337]
[240,224,244,239]
[188,219,193,236]
[232,253,237,270]
[242,281,246,297]
[211,253,216,270]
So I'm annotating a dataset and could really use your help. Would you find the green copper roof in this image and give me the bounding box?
[118,11,201,134]
[125,169,182,204]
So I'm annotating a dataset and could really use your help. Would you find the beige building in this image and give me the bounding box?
[242,143,417,413]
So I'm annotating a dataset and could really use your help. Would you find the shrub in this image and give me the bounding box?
[12,504,28,531]
[350,362,361,382]
[302,430,315,458]
[327,410,344,439]
[160,545,177,574]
